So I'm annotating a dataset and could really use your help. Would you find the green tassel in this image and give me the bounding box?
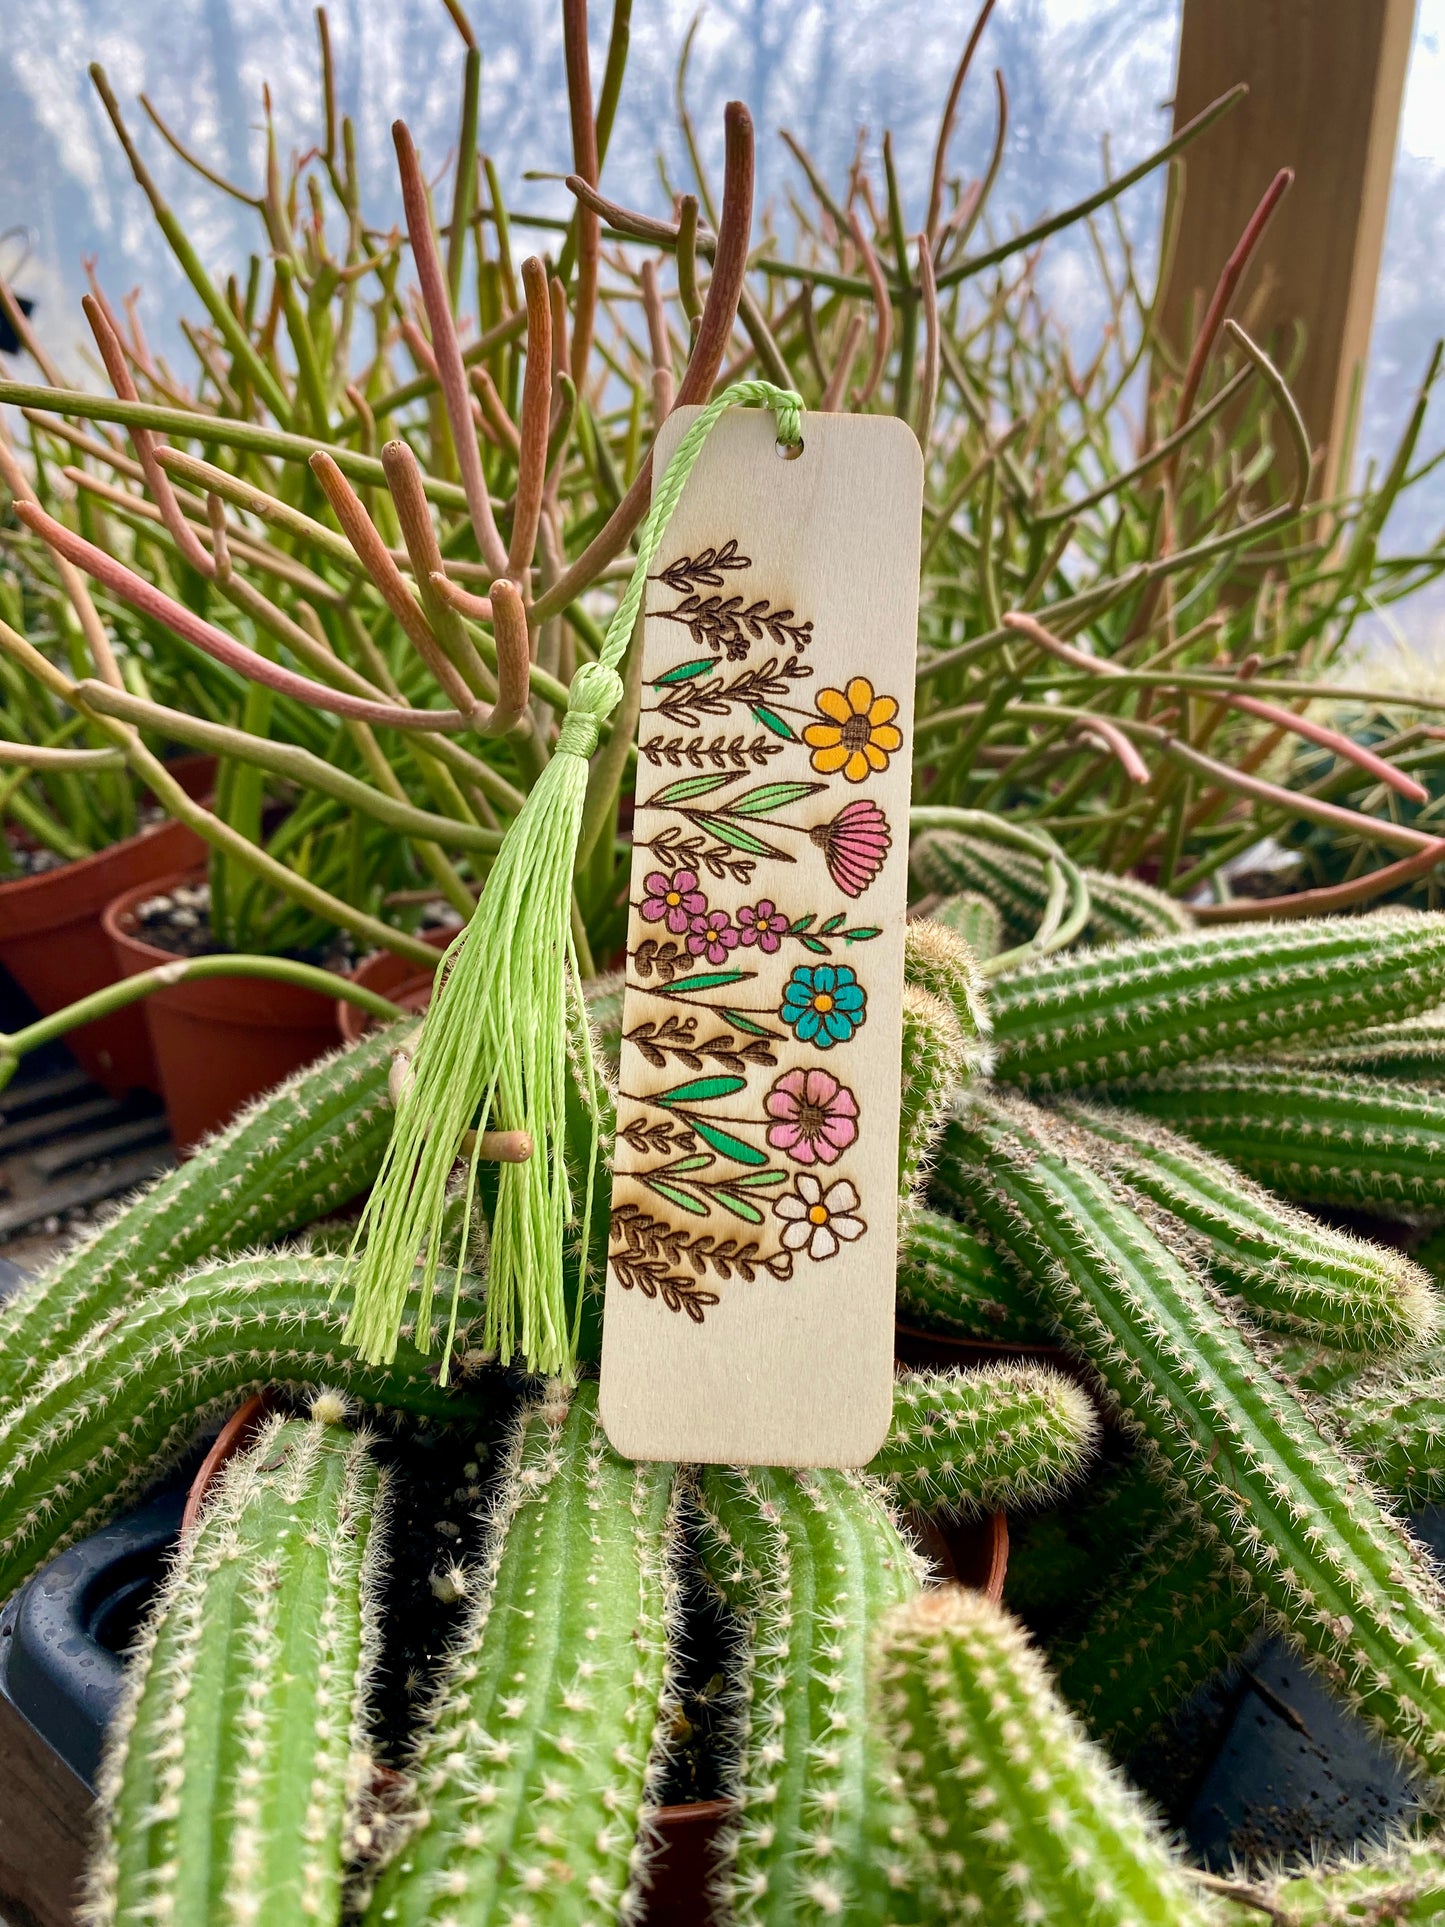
[344,382,803,1376]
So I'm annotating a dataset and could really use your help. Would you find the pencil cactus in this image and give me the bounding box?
[895,1207,1049,1344]
[0,1026,399,1413]
[942,1094,1445,1789]
[876,1587,1211,1926]
[82,1404,385,1927]
[909,829,1193,948]
[0,1252,484,1604]
[870,1365,1099,1517]
[988,915,1445,1092]
[1057,1101,1439,1354]
[693,1462,925,1927]
[361,1379,679,1927]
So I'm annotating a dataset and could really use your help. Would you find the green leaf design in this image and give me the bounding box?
[701,819,788,858]
[731,1170,788,1189]
[797,935,828,954]
[820,913,846,933]
[657,1075,747,1108]
[843,926,881,945]
[720,1009,778,1038]
[723,781,825,818]
[679,1114,769,1167]
[653,657,715,685]
[751,704,798,740]
[665,1154,714,1174]
[649,773,738,806]
[663,970,752,997]
[707,1190,765,1225]
[642,1178,711,1217]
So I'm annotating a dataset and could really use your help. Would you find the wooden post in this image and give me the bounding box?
[1162,0,1416,488]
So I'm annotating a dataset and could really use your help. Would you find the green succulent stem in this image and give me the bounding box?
[895,1206,1050,1344]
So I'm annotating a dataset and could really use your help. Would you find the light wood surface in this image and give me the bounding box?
[600,407,922,1467]
[1163,0,1415,485]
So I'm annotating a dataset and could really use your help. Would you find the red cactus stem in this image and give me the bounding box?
[381,437,495,701]
[1074,717,1150,785]
[915,235,940,450]
[1174,167,1293,438]
[820,313,868,412]
[429,573,492,623]
[81,293,215,577]
[399,316,487,433]
[533,100,754,626]
[392,118,509,577]
[926,0,1000,242]
[848,209,893,406]
[550,274,570,382]
[640,257,675,422]
[1193,838,1445,923]
[483,579,534,737]
[509,257,554,580]
[16,500,474,732]
[563,0,601,392]
[468,365,523,456]
[0,432,125,691]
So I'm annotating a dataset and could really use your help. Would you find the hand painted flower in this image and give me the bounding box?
[802,677,903,783]
[809,799,891,899]
[773,1174,866,1262]
[781,964,867,1048]
[639,867,706,935]
[764,1066,860,1166]
[687,908,740,964]
[737,898,790,953]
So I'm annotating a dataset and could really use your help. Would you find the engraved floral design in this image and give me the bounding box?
[809,798,892,898]
[773,1175,866,1262]
[687,908,740,964]
[780,964,866,1048]
[803,677,903,783]
[764,1066,860,1166]
[737,898,790,952]
[639,867,707,934]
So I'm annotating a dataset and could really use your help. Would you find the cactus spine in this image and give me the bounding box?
[0,1026,400,1413]
[909,828,1194,947]
[1055,1102,1440,1354]
[942,1095,1445,1789]
[0,1252,485,1604]
[899,987,970,1196]
[1339,1362,1445,1507]
[876,1587,1212,1926]
[82,1405,385,1927]
[1288,1010,1445,1082]
[693,1462,924,1926]
[362,1379,678,1926]
[1101,1063,1445,1214]
[988,915,1445,1092]
[902,919,993,1072]
[1244,1837,1445,1925]
[895,1207,1052,1344]
[871,1365,1100,1517]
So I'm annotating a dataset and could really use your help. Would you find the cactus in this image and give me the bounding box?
[902,919,993,1072]
[1288,1010,1445,1082]
[875,1587,1212,1926]
[362,1378,679,1927]
[926,890,1003,959]
[909,828,1194,948]
[1243,1836,1445,1925]
[1055,1102,1440,1355]
[0,1026,400,1414]
[871,1365,1100,1517]
[895,1207,1052,1344]
[1104,1062,1445,1215]
[988,915,1445,1093]
[942,1094,1445,1789]
[898,985,971,1197]
[1339,1360,1445,1507]
[82,1405,385,1927]
[0,1252,485,1604]
[692,1461,925,1926]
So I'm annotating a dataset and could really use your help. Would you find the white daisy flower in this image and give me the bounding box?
[773,1175,866,1261]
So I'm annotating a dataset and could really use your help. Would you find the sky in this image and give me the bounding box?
[1,0,1441,572]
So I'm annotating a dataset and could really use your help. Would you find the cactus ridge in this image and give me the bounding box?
[1104,1062,1445,1215]
[0,1252,485,1606]
[942,1095,1445,1792]
[909,828,1193,948]
[927,890,1003,960]
[902,919,994,1070]
[895,1206,1051,1344]
[988,915,1445,1092]
[1245,1834,1445,1925]
[871,1364,1100,1518]
[82,1407,386,1927]
[1054,1102,1441,1355]
[0,1026,400,1416]
[362,1378,680,1927]
[1338,1359,1445,1508]
[692,1461,925,1927]
[898,985,972,1199]
[876,1586,1212,1926]
[1285,1010,1445,1083]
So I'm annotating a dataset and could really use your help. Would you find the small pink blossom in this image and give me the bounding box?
[764,1066,860,1166]
[737,898,790,953]
[687,909,741,965]
[639,867,706,934]
[809,799,891,899]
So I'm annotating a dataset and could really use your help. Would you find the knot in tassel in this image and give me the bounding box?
[556,661,626,759]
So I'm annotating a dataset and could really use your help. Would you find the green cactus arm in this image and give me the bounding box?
[875,1587,1214,1926]
[1053,1101,1440,1355]
[902,919,993,1071]
[0,1026,401,1415]
[361,1379,678,1927]
[941,1095,1445,1791]
[83,1407,384,1927]
[0,1252,485,1604]
[1102,1062,1445,1215]
[1339,1363,1445,1507]
[867,1365,1100,1517]
[898,986,971,1197]
[1284,1010,1445,1082]
[895,1206,1052,1344]
[925,891,1003,959]
[693,1463,925,1927]
[909,829,1194,948]
[988,916,1445,1093]
[1239,1836,1445,1925]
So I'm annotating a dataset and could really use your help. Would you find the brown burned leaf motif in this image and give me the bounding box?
[652,539,752,594]
[623,1014,777,1074]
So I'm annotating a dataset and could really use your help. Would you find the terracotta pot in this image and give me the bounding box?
[102,868,340,1154]
[641,1800,733,1926]
[0,757,213,1098]
[336,926,451,1045]
[182,1393,273,1532]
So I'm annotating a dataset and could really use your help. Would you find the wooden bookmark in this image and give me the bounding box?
[599,406,923,1467]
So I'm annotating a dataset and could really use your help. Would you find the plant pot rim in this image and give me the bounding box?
[181,1393,274,1533]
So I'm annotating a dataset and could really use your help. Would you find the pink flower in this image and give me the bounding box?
[809,799,891,899]
[687,908,740,964]
[764,1066,860,1166]
[737,898,790,953]
[640,868,706,934]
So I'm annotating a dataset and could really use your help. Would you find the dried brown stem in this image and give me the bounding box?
[848,209,893,405]
[1194,839,1445,923]
[640,257,675,421]
[926,0,999,240]
[482,578,534,736]
[820,313,867,412]
[382,437,495,701]
[563,0,602,392]
[509,256,553,580]
[915,235,940,451]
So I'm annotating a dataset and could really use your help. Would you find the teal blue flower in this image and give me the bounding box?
[780,964,866,1048]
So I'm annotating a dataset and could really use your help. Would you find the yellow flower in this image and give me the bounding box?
[802,676,903,783]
